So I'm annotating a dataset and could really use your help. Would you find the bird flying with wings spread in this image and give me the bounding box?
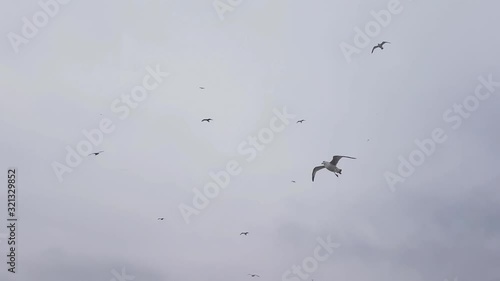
[372,41,390,53]
[312,155,356,181]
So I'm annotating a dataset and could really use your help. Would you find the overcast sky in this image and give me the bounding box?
[1,0,500,281]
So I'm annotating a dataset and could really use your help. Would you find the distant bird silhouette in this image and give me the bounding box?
[157,218,165,220]
[297,120,305,123]
[372,41,390,53]
[248,274,260,277]
[291,180,296,183]
[201,118,212,122]
[199,87,205,89]
[88,151,104,156]
[312,155,356,181]
[240,232,249,235]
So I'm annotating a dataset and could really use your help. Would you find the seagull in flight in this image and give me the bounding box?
[157,218,165,221]
[201,118,212,122]
[371,41,390,53]
[291,180,296,183]
[297,120,305,123]
[248,274,260,277]
[199,87,205,89]
[88,151,104,156]
[240,232,249,235]
[312,155,356,181]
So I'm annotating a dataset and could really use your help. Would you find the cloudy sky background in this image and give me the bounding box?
[1,0,500,280]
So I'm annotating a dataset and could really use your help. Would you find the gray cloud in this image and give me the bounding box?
[1,0,500,281]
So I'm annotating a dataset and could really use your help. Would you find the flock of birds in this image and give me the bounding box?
[193,41,391,184]
[89,74,371,187]
[83,43,392,277]
[197,84,362,183]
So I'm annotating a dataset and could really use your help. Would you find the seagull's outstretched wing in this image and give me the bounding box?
[371,46,378,53]
[381,41,390,46]
[312,166,325,182]
[330,155,356,165]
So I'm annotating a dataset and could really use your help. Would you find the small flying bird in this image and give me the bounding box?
[88,151,104,156]
[240,232,249,235]
[248,274,260,277]
[201,118,212,122]
[312,155,356,181]
[297,120,305,123]
[157,218,165,220]
[199,87,205,89]
[371,41,390,53]
[291,180,296,183]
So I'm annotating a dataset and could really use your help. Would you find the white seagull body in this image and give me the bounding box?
[312,155,356,182]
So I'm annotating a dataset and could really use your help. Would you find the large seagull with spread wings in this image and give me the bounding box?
[312,155,356,181]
